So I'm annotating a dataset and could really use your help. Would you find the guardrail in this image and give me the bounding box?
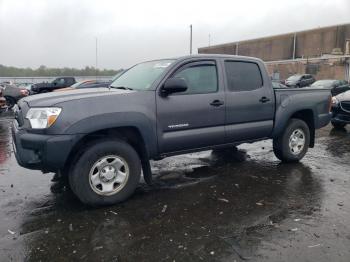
[0,76,113,85]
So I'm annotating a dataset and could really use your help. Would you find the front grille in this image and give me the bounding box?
[340,101,350,113]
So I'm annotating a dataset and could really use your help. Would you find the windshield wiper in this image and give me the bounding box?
[110,86,134,90]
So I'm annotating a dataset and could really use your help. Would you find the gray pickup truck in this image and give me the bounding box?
[12,55,331,206]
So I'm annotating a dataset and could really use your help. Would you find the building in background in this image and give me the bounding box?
[198,23,350,81]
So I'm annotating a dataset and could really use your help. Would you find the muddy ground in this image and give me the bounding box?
[0,114,349,261]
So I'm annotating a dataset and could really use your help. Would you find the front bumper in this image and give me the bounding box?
[12,120,82,172]
[331,106,350,124]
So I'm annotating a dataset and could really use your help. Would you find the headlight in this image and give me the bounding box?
[331,97,339,106]
[26,107,62,129]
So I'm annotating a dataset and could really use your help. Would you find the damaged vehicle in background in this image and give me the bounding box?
[12,55,332,206]
[0,83,29,109]
[331,90,350,129]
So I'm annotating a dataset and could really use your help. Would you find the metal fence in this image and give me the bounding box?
[0,76,113,85]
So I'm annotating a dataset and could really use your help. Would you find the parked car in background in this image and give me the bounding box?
[331,90,350,129]
[272,81,288,88]
[54,80,110,92]
[310,80,350,96]
[12,54,331,206]
[31,77,76,93]
[285,74,315,88]
[0,88,7,114]
[16,83,35,94]
[0,83,29,109]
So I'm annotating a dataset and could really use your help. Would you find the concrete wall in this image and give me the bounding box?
[199,23,350,80]
[265,58,349,80]
[199,24,350,61]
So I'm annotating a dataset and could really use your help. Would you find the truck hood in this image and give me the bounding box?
[335,90,350,101]
[21,88,133,107]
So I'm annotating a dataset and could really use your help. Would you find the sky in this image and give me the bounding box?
[0,0,349,70]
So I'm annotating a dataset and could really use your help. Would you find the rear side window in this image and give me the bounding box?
[225,61,263,91]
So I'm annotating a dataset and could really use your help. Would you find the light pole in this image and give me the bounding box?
[190,24,193,55]
[95,37,98,79]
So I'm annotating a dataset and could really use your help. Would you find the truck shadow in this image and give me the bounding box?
[325,127,350,158]
[16,148,323,261]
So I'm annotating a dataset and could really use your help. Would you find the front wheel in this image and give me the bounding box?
[69,139,141,206]
[273,119,310,162]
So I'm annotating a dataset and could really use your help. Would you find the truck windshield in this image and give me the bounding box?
[110,60,175,90]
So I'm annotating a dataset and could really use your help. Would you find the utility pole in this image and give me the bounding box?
[208,34,211,47]
[95,37,98,80]
[190,24,193,55]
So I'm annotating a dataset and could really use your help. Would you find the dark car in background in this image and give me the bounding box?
[331,90,350,129]
[31,77,76,93]
[310,80,350,96]
[0,83,29,109]
[285,74,315,88]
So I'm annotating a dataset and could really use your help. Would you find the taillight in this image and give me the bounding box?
[328,95,332,112]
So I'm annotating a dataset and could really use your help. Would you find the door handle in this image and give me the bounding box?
[259,97,270,103]
[210,100,224,107]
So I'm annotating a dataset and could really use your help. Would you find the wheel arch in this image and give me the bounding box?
[273,109,315,147]
[63,126,150,176]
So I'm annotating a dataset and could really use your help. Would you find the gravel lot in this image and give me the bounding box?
[0,114,349,261]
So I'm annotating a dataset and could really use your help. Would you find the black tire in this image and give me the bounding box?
[4,96,16,109]
[69,139,141,206]
[331,121,346,129]
[273,119,310,162]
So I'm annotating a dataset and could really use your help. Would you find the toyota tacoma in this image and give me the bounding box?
[12,55,332,206]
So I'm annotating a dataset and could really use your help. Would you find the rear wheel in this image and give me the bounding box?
[273,119,310,162]
[69,139,141,206]
[331,121,346,129]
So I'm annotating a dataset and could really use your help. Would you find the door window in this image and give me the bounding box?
[224,61,263,91]
[173,63,218,94]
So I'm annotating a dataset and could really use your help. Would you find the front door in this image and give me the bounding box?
[157,60,225,154]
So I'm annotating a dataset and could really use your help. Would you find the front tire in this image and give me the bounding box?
[69,139,141,206]
[273,119,310,162]
[331,121,346,129]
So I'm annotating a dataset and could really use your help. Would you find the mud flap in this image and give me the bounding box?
[141,157,153,185]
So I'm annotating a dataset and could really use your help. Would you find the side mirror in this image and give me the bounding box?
[161,78,188,96]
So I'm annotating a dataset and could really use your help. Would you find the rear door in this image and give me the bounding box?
[223,60,275,143]
[156,60,226,153]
